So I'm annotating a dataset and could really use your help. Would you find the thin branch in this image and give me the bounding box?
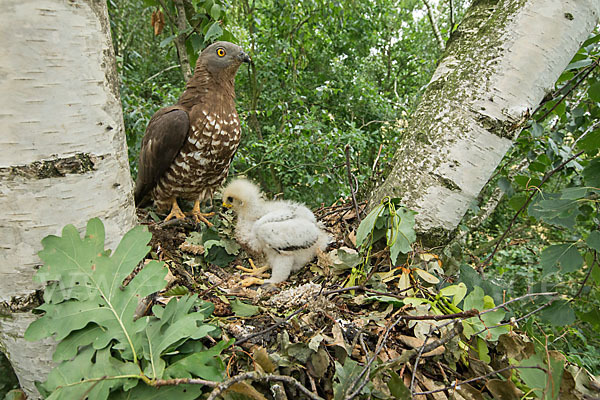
[413,365,546,396]
[173,0,192,81]
[235,306,306,346]
[422,0,445,50]
[206,372,324,400]
[572,250,598,300]
[480,150,585,271]
[535,57,600,123]
[345,145,362,222]
[472,297,556,337]
[143,64,181,83]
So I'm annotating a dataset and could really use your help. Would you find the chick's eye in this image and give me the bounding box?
[226,196,233,202]
[216,48,226,57]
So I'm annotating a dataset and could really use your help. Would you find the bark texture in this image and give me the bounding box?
[0,0,137,397]
[369,0,600,245]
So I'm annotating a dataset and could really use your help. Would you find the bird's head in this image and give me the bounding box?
[221,179,262,216]
[198,41,251,77]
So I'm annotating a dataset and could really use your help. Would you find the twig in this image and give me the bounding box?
[371,143,384,173]
[206,372,324,400]
[422,0,445,50]
[480,150,585,271]
[478,291,558,316]
[572,250,598,300]
[535,57,599,123]
[235,306,306,346]
[153,377,218,387]
[345,144,362,222]
[413,365,546,396]
[143,64,181,83]
[473,298,554,340]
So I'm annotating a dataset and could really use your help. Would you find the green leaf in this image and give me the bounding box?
[578,308,600,330]
[41,347,139,399]
[356,204,384,247]
[387,371,410,399]
[333,358,371,400]
[462,286,508,341]
[165,339,232,381]
[110,383,204,400]
[210,3,221,19]
[142,295,217,379]
[230,299,259,317]
[440,283,467,306]
[540,244,583,276]
[582,158,600,187]
[566,59,592,70]
[531,122,544,137]
[586,231,600,251]
[204,22,223,43]
[577,129,600,151]
[539,300,575,326]
[518,351,546,399]
[388,208,417,264]
[588,82,600,102]
[159,34,177,47]
[528,193,581,229]
[508,194,527,211]
[497,177,513,196]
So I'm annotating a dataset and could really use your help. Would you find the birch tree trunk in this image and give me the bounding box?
[0,0,137,397]
[369,0,600,245]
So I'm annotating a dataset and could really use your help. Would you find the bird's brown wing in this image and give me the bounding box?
[134,106,189,205]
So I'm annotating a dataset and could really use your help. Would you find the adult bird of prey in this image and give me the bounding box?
[222,179,330,286]
[134,41,251,225]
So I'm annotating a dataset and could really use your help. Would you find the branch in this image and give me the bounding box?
[480,150,585,271]
[345,145,362,222]
[413,365,546,396]
[422,0,445,51]
[173,0,192,81]
[206,372,324,400]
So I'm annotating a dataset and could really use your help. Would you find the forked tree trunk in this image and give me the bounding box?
[0,0,137,397]
[370,0,600,245]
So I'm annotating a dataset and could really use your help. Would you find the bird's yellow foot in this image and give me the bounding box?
[236,259,270,287]
[164,198,186,221]
[189,199,215,226]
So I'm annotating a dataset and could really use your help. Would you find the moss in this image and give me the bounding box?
[1,153,97,181]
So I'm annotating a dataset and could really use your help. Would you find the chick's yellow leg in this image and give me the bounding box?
[164,198,186,221]
[236,259,270,287]
[189,199,215,227]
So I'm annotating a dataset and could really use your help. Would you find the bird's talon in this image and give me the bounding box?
[239,277,265,287]
[191,200,215,226]
[164,199,187,221]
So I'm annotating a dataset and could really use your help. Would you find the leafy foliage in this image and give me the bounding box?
[25,219,229,399]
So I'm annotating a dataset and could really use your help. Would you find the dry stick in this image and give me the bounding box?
[206,371,324,400]
[235,305,307,346]
[235,285,412,346]
[413,365,546,396]
[409,323,463,396]
[481,150,585,271]
[345,144,362,222]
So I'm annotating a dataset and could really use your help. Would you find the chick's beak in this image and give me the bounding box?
[222,202,233,208]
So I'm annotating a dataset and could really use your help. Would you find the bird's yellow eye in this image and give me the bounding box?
[216,47,226,57]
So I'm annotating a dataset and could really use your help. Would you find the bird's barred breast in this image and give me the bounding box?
[151,111,241,208]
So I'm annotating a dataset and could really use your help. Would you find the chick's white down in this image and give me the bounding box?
[222,179,330,284]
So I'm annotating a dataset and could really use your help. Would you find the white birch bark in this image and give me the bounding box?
[0,0,137,397]
[370,0,600,245]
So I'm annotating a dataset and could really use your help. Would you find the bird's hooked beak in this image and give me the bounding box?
[238,51,252,65]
